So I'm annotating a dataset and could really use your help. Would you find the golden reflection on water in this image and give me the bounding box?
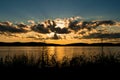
[47,46,65,61]
[0,46,120,61]
[52,47,65,61]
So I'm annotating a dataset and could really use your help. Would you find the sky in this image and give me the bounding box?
[0,0,120,43]
[0,0,120,22]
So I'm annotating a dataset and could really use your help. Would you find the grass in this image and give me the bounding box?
[0,51,120,79]
[0,51,120,69]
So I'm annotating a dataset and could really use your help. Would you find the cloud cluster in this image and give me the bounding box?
[31,17,117,34]
[0,16,120,39]
[0,21,29,33]
[84,33,120,38]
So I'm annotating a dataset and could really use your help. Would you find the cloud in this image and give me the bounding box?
[0,21,13,26]
[0,16,120,40]
[5,17,117,35]
[84,33,120,38]
[0,21,29,33]
[31,24,50,33]
[31,19,70,34]
[16,23,31,31]
[28,20,35,24]
[28,20,36,26]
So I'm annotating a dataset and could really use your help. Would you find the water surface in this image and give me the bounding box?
[0,46,120,61]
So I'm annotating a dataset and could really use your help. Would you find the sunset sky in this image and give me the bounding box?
[0,0,120,21]
[0,0,120,43]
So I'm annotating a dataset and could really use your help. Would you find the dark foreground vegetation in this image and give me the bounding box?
[0,51,120,79]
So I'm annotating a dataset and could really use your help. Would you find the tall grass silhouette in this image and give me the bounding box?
[0,50,120,69]
[0,50,120,79]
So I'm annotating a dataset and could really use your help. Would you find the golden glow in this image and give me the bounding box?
[0,17,120,43]
[54,18,69,29]
[0,33,120,44]
[48,47,65,61]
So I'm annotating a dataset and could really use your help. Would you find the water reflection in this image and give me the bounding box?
[0,46,120,61]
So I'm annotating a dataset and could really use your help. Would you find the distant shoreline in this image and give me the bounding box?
[0,42,120,46]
